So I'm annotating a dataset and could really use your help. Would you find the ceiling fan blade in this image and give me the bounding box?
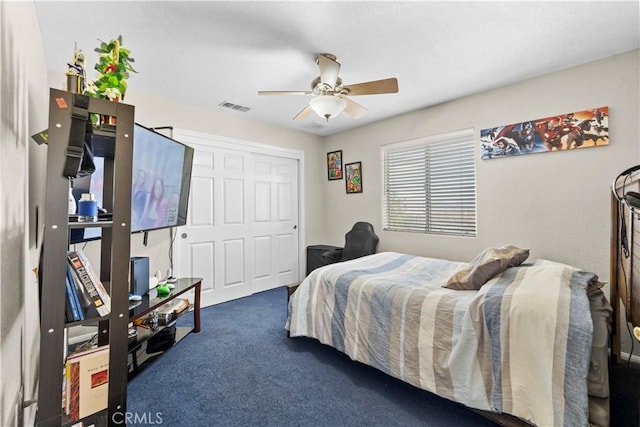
[258,91,310,96]
[317,54,341,88]
[293,105,313,121]
[342,78,398,96]
[342,97,367,120]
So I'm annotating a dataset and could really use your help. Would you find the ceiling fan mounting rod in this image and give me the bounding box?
[311,76,341,94]
[316,53,338,64]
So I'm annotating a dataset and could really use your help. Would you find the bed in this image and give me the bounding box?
[286,248,612,427]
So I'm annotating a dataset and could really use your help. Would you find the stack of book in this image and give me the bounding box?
[61,250,112,419]
[63,345,109,421]
[65,250,111,322]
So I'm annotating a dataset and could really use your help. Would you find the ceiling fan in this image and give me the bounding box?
[258,54,398,122]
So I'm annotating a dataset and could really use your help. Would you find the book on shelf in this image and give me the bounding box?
[67,250,110,317]
[64,345,109,421]
[64,268,84,322]
[75,250,110,306]
[68,263,100,319]
[64,285,74,322]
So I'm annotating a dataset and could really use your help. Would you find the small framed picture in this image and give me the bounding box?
[327,150,343,180]
[345,161,362,194]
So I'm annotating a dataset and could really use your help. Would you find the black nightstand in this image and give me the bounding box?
[306,244,341,276]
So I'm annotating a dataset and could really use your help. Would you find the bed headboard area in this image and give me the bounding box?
[611,176,640,361]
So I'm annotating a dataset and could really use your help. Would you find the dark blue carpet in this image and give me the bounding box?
[127,286,498,426]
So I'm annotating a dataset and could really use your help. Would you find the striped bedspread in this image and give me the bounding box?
[286,252,596,426]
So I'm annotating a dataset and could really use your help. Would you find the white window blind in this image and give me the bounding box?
[382,129,476,236]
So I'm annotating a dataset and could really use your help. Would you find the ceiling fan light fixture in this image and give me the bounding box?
[309,95,346,121]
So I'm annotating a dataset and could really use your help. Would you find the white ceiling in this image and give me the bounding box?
[34,1,640,136]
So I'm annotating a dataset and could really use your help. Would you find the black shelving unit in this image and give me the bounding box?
[37,89,135,427]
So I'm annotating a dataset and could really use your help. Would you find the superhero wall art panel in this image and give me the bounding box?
[480,106,609,160]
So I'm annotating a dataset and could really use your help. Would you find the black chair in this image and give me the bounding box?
[310,222,379,273]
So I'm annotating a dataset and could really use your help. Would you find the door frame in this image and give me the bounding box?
[171,128,306,286]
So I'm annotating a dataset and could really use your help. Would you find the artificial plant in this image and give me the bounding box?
[85,35,137,101]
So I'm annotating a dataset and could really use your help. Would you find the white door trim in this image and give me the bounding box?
[172,128,305,286]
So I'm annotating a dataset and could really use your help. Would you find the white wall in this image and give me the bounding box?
[323,49,640,283]
[0,2,49,426]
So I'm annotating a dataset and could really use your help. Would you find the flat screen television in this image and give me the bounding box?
[69,124,194,244]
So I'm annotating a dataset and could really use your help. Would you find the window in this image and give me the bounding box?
[382,129,476,237]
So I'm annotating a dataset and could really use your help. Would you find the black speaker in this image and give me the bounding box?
[130,257,149,296]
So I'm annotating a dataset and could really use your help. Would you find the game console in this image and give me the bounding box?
[130,257,149,296]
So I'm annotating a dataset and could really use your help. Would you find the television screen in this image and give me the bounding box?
[69,124,194,243]
[130,124,193,233]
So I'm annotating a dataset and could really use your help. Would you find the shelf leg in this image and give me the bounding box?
[194,281,201,333]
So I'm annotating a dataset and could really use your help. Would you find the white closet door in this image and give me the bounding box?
[173,132,300,307]
[251,154,299,293]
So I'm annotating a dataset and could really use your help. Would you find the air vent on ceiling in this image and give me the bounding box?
[218,101,250,113]
[305,121,329,130]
